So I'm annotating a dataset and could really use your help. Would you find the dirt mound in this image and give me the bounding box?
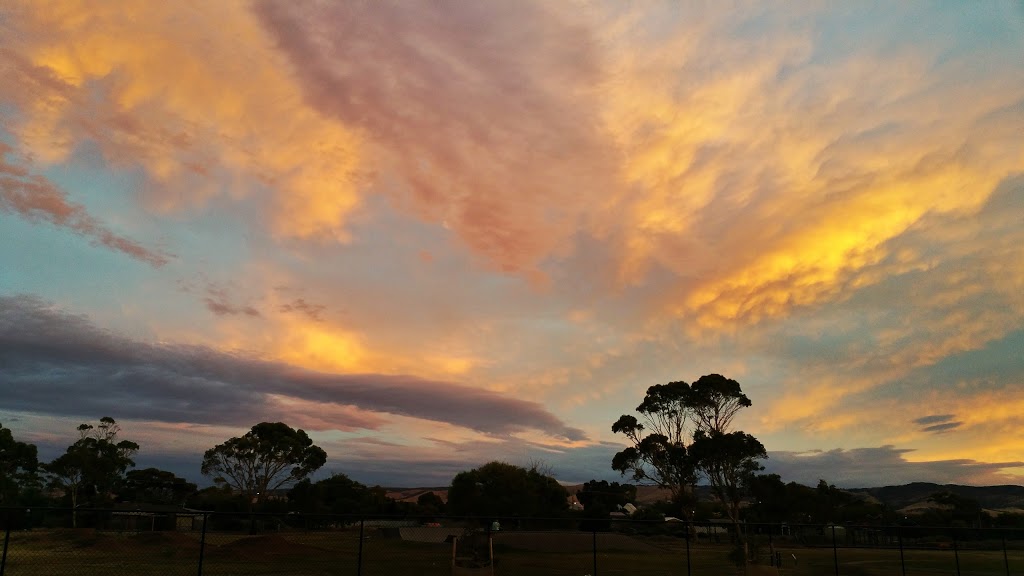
[208,534,327,559]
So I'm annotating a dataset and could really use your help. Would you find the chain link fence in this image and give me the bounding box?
[2,508,1024,575]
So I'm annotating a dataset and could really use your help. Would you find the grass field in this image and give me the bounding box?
[3,528,1024,575]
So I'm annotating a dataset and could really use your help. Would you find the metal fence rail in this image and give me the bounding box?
[2,508,1024,575]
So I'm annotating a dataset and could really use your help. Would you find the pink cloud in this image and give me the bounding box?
[253,0,620,275]
[263,395,389,432]
[0,142,169,266]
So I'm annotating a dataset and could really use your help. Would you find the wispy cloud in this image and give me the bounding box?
[914,415,956,426]
[279,298,326,322]
[0,0,364,240]
[914,415,964,434]
[252,0,617,276]
[921,422,962,434]
[0,143,169,266]
[203,285,260,318]
[566,3,1024,333]
[756,178,1024,437]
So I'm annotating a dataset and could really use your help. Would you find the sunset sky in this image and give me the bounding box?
[2,1,1023,489]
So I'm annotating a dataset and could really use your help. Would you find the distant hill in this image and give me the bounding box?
[380,481,1024,514]
[384,487,450,504]
[561,484,715,505]
[848,482,1024,512]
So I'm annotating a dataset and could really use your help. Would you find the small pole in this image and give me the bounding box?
[592,528,598,576]
[897,526,905,576]
[685,522,692,576]
[451,535,457,571]
[1,510,11,576]
[356,518,365,576]
[1003,535,1010,576]
[832,524,839,576]
[952,531,961,576]
[196,513,208,576]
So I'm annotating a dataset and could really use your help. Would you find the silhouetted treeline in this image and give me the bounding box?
[4,419,1024,529]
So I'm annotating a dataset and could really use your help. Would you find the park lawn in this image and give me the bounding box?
[4,529,1024,575]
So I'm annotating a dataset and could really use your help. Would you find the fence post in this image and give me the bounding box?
[952,531,961,576]
[357,518,365,576]
[592,528,598,576]
[832,524,839,576]
[685,522,692,576]
[1,510,11,576]
[197,512,208,576]
[897,526,905,576]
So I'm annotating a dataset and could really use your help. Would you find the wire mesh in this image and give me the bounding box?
[2,509,1024,576]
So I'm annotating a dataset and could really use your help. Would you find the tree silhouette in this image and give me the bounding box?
[46,417,139,526]
[201,422,327,514]
[611,374,765,564]
[0,423,39,505]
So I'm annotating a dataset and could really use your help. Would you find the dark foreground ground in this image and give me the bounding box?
[3,527,1024,576]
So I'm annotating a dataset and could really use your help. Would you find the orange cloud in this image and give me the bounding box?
[166,271,489,384]
[596,5,1024,329]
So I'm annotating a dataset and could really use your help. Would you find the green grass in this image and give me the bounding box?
[3,529,1024,575]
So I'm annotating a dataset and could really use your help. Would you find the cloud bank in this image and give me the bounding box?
[765,447,1024,489]
[0,295,586,441]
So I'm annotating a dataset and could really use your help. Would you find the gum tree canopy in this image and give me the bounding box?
[119,468,198,506]
[447,461,568,518]
[45,417,139,526]
[201,422,327,511]
[611,374,766,522]
[0,423,39,505]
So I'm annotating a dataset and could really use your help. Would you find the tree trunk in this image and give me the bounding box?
[248,494,257,535]
[71,488,78,528]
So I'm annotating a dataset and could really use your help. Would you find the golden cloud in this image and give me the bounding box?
[597,5,1024,329]
[1,0,364,241]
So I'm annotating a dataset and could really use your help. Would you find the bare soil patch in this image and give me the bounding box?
[207,533,328,559]
[494,531,662,553]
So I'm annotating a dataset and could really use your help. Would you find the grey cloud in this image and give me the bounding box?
[204,297,260,318]
[279,298,326,322]
[0,295,586,441]
[921,422,962,433]
[203,284,261,317]
[764,446,1024,488]
[914,414,955,425]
